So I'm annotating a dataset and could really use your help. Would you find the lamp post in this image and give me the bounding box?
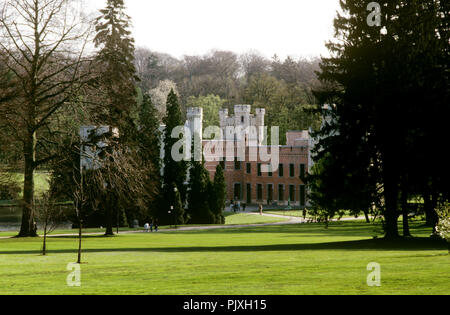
[173,187,178,228]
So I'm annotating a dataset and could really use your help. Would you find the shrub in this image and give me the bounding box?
[0,182,21,200]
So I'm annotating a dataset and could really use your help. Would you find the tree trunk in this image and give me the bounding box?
[424,190,433,226]
[383,174,400,239]
[77,219,82,264]
[400,181,411,238]
[431,192,439,235]
[42,222,47,256]
[363,210,370,223]
[18,132,37,237]
[105,193,114,236]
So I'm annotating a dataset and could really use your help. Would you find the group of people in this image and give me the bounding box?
[230,200,247,213]
[144,219,158,233]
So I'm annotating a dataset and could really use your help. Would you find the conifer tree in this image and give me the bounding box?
[158,182,184,226]
[162,89,188,205]
[93,0,139,235]
[313,0,448,238]
[138,93,162,220]
[211,164,227,224]
[94,0,139,137]
[187,160,214,224]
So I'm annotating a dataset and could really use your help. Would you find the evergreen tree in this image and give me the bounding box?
[162,89,188,205]
[94,0,139,138]
[93,0,140,235]
[187,160,214,224]
[138,93,162,221]
[313,0,448,238]
[211,164,227,224]
[157,182,184,226]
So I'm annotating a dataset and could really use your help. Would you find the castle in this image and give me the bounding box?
[185,105,312,208]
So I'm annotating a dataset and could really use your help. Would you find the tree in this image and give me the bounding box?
[149,80,179,121]
[186,94,225,129]
[0,0,92,237]
[35,193,67,256]
[240,52,271,82]
[160,89,188,221]
[211,164,227,224]
[137,93,162,221]
[93,0,139,138]
[244,73,321,144]
[93,0,142,234]
[160,182,184,227]
[187,159,214,224]
[436,202,449,253]
[313,0,448,238]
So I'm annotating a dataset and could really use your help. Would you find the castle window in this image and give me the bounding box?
[278,185,285,201]
[246,163,251,174]
[234,158,241,170]
[257,184,263,201]
[299,185,306,207]
[300,164,306,180]
[279,164,284,177]
[289,185,295,202]
[290,164,295,177]
[241,116,245,123]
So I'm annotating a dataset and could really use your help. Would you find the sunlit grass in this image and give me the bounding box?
[0,220,448,295]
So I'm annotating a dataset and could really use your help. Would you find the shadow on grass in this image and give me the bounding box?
[0,238,447,255]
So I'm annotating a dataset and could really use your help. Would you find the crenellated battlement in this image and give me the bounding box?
[187,107,203,118]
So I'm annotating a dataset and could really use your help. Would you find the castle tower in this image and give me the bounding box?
[186,107,203,141]
[219,108,229,130]
[234,105,252,129]
[255,108,266,145]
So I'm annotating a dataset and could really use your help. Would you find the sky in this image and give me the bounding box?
[86,0,341,60]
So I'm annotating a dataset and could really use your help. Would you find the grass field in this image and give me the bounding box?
[0,220,448,295]
[0,213,288,237]
[263,209,359,220]
[0,172,50,198]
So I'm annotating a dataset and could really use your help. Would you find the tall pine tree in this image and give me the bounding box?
[211,164,227,224]
[159,89,188,224]
[93,0,139,235]
[138,93,162,221]
[94,0,139,137]
[187,159,214,224]
[313,0,448,238]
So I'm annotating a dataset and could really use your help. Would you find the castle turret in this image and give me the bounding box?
[219,108,229,129]
[255,108,266,145]
[234,105,251,127]
[187,107,203,140]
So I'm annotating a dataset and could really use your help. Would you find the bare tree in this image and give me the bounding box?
[88,141,155,236]
[0,0,93,236]
[35,192,67,255]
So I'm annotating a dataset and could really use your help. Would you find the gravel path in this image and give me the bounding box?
[0,213,367,239]
[0,213,304,239]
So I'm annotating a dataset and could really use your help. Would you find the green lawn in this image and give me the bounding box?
[224,212,288,225]
[0,220,448,295]
[0,171,50,198]
[0,213,288,237]
[263,209,359,220]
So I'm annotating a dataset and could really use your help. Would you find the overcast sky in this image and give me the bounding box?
[86,0,340,60]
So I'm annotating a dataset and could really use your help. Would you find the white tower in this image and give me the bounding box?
[186,107,203,141]
[255,108,266,145]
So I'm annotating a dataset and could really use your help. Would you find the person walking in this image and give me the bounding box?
[154,219,158,232]
[259,204,263,216]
